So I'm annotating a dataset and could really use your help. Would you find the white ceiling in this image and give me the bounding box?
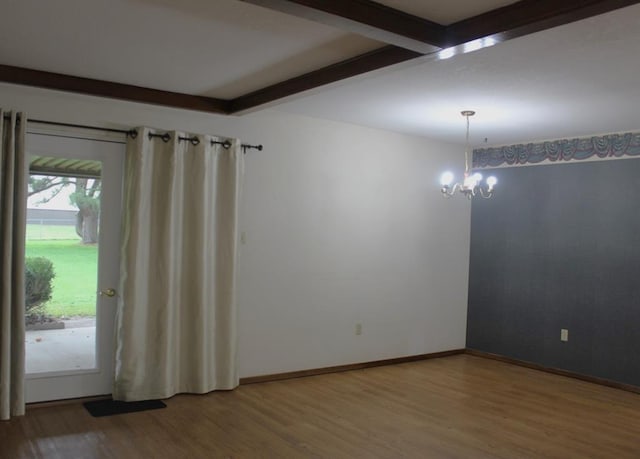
[375,0,518,25]
[0,0,381,98]
[1,0,639,146]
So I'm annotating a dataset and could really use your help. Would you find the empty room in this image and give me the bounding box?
[1,1,640,458]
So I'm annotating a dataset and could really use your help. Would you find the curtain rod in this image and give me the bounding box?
[148,132,263,152]
[3,115,263,151]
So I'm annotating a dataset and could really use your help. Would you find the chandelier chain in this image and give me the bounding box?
[465,113,470,173]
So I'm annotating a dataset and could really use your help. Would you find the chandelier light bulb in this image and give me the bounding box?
[486,176,497,189]
[440,171,454,186]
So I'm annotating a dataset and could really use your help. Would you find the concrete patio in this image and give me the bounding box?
[25,318,96,374]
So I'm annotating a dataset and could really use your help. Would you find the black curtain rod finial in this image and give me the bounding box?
[211,140,263,152]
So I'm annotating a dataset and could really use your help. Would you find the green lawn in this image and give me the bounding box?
[25,239,98,317]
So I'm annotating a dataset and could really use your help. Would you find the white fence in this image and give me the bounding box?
[26,218,78,241]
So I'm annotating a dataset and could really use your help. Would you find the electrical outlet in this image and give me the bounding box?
[561,329,569,342]
[240,231,247,244]
[355,323,362,335]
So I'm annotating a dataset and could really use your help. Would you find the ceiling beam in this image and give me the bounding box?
[228,46,422,113]
[445,0,640,47]
[0,65,231,115]
[238,0,446,53]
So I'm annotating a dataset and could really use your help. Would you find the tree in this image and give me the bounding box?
[70,178,101,244]
[28,176,70,198]
[28,175,101,244]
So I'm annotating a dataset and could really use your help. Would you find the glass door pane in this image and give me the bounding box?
[25,172,101,373]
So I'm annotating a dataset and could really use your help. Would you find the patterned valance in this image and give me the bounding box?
[473,131,640,168]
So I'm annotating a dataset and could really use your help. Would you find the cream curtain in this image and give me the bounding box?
[113,128,243,401]
[0,111,27,420]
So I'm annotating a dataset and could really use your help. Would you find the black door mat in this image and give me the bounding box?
[83,398,167,417]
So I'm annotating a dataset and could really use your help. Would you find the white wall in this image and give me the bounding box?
[1,83,471,378]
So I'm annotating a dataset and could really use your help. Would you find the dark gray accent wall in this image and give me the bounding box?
[467,158,640,387]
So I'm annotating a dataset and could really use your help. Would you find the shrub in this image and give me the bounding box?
[25,257,55,320]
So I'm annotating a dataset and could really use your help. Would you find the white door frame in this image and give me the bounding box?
[25,131,124,403]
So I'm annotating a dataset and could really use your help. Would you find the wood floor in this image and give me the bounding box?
[2,355,640,458]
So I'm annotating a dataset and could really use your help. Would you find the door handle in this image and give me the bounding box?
[99,288,117,297]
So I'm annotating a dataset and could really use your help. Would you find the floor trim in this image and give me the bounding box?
[466,349,640,394]
[239,349,466,385]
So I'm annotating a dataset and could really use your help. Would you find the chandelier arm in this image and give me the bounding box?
[440,182,460,197]
[477,186,494,199]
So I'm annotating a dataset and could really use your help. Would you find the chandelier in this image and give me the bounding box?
[440,110,496,199]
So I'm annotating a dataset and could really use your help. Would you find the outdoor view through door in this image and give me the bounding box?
[25,169,102,373]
